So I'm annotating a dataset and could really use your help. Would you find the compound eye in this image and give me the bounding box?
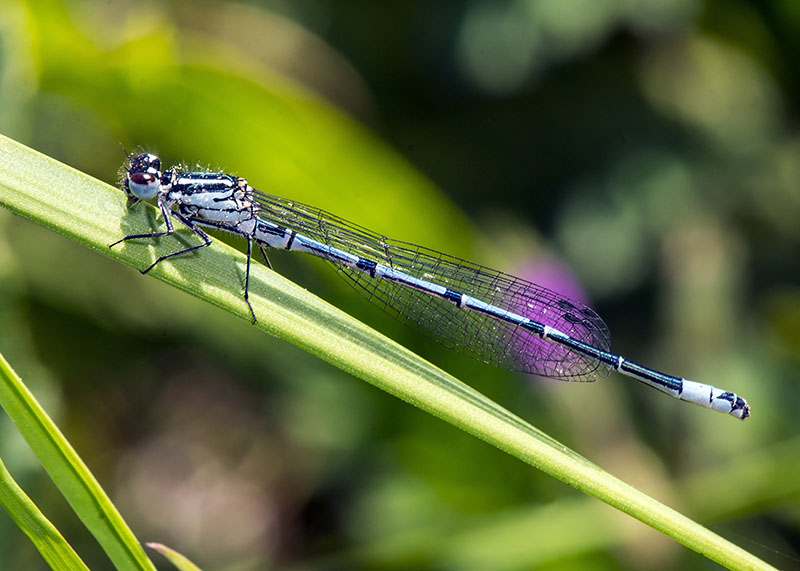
[127,171,160,200]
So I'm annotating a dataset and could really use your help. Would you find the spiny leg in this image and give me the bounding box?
[113,203,261,323]
[109,202,175,249]
[180,218,263,323]
[138,211,212,274]
[258,245,273,270]
[244,237,257,323]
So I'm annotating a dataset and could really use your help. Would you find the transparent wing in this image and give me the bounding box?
[253,190,612,381]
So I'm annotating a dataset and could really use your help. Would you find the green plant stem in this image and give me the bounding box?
[0,351,155,570]
[0,451,90,571]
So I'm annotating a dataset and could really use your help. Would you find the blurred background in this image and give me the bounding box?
[0,0,799,569]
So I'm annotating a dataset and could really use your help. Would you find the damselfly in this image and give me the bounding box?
[110,152,750,420]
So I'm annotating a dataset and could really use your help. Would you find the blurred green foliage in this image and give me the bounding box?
[0,0,798,569]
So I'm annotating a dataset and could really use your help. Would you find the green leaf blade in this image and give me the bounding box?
[0,453,90,571]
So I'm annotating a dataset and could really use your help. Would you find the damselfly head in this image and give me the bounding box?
[124,153,162,201]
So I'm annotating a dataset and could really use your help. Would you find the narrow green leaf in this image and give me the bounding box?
[146,543,203,571]
[0,350,155,570]
[0,452,90,571]
[0,134,773,570]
